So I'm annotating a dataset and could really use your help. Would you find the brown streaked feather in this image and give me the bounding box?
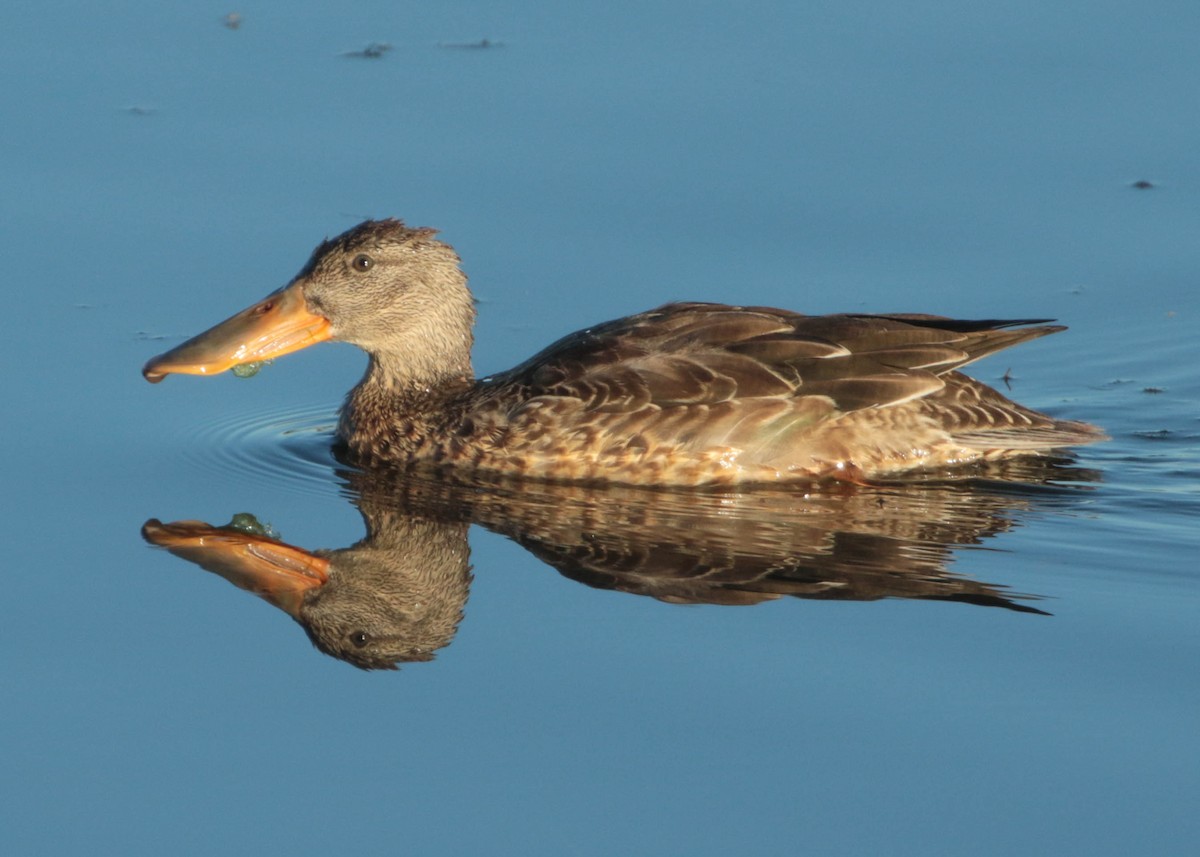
[652,312,795,350]
[726,335,850,363]
[919,373,1106,450]
[799,373,947,411]
[497,303,1066,419]
[458,302,1101,482]
[847,346,971,371]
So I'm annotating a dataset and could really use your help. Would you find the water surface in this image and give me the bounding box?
[2,2,1198,855]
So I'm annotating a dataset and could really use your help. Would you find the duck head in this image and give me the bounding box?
[142,219,475,386]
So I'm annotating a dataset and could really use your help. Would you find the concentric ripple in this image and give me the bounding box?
[179,400,345,497]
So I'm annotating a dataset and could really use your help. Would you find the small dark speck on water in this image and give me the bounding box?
[438,38,504,49]
[222,12,242,30]
[125,106,157,116]
[1130,179,1155,189]
[1142,387,1165,394]
[343,42,392,59]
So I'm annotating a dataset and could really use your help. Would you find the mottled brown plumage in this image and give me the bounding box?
[144,218,1105,485]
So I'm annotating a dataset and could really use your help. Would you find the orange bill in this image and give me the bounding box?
[142,281,331,383]
[142,518,330,618]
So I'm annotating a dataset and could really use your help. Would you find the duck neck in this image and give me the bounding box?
[339,350,476,462]
[365,346,474,395]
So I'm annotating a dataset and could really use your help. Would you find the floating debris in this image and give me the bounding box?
[1130,179,1155,189]
[232,359,271,378]
[342,42,392,59]
[437,38,503,49]
[223,12,242,30]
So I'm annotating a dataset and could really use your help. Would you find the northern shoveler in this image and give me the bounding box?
[143,219,1104,485]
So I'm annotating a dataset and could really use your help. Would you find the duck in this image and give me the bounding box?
[142,219,1104,486]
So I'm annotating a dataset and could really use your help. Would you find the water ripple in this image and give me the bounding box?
[179,400,343,497]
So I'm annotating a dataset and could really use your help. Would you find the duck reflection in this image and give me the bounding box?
[143,459,1096,669]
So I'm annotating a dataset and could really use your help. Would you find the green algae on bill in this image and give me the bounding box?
[224,512,280,540]
[232,359,271,378]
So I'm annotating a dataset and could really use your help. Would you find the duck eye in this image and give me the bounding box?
[351,254,374,272]
[350,631,370,648]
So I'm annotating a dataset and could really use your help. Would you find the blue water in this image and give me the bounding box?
[3,2,1198,855]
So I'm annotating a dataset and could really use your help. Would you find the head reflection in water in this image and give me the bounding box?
[142,511,471,670]
[142,459,1098,671]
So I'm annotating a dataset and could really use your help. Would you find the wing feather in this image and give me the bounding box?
[500,302,1066,421]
